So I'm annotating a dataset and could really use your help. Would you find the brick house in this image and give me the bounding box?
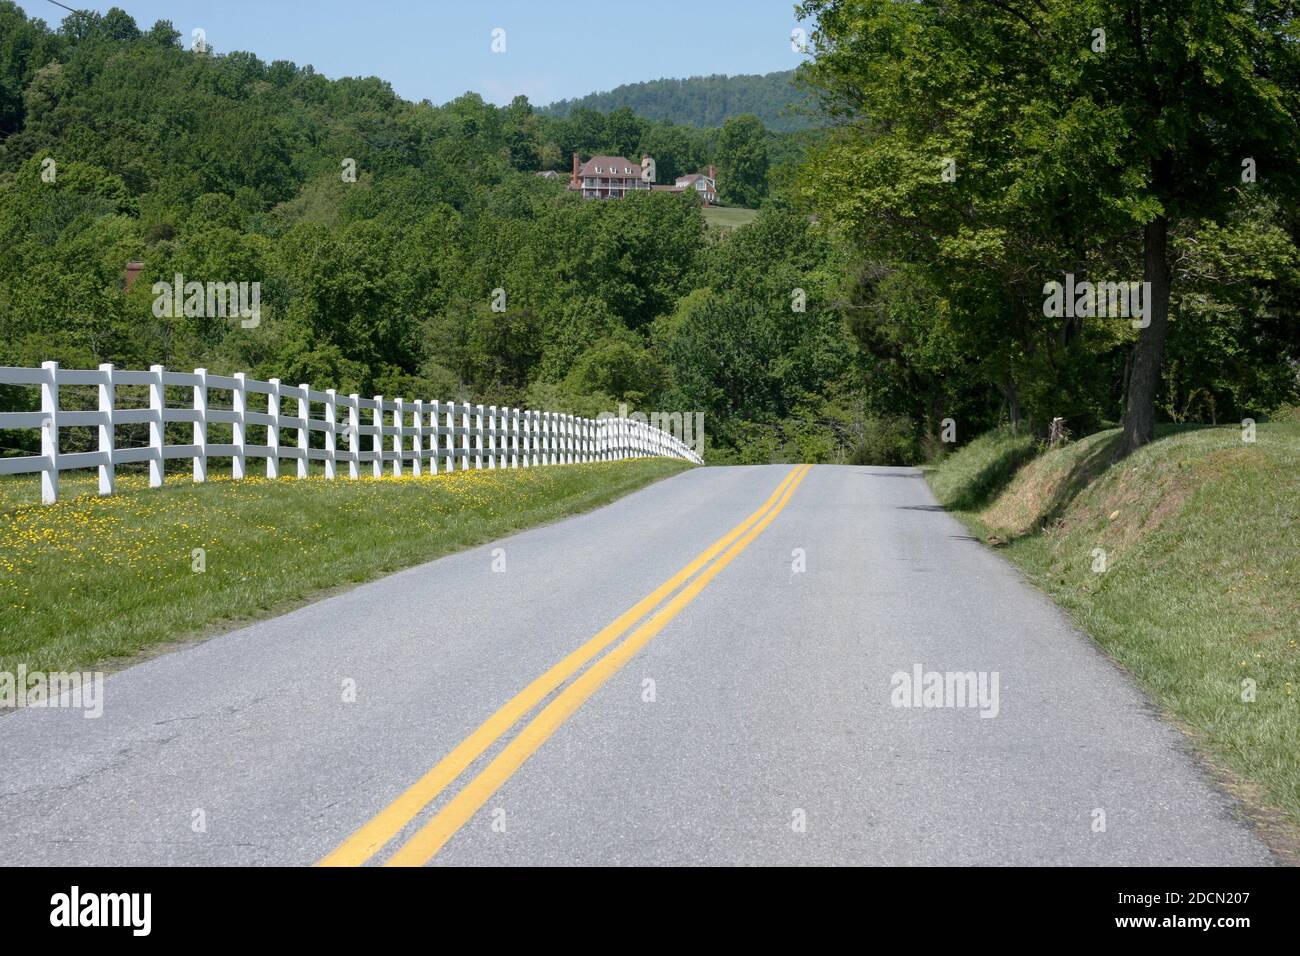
[673,167,717,205]
[567,153,718,205]
[569,153,653,199]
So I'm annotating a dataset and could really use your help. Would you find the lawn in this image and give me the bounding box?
[928,423,1300,844]
[702,205,759,230]
[0,459,691,674]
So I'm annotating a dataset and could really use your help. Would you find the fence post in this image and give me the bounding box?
[434,398,444,476]
[324,389,338,480]
[519,410,526,467]
[98,363,114,496]
[487,404,497,469]
[266,378,281,479]
[40,361,58,504]
[446,402,457,472]
[193,368,208,484]
[372,395,384,478]
[473,403,484,469]
[392,397,404,477]
[233,372,247,480]
[348,394,360,480]
[297,384,310,479]
[460,402,471,470]
[149,364,165,488]
[511,408,520,468]
[412,399,424,477]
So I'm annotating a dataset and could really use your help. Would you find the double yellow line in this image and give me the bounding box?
[319,463,812,867]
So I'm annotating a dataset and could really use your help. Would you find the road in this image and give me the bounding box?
[0,464,1275,865]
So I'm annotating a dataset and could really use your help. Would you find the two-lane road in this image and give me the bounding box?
[0,465,1274,865]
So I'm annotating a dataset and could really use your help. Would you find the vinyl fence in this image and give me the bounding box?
[0,362,702,504]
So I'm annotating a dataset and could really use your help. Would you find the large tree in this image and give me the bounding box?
[798,0,1300,453]
[717,113,770,208]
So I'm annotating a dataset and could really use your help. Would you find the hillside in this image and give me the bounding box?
[929,424,1300,848]
[540,70,815,132]
[0,3,854,467]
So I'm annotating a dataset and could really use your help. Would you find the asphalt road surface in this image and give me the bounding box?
[0,464,1275,865]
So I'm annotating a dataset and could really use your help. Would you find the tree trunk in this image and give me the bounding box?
[1002,375,1022,431]
[1120,213,1171,457]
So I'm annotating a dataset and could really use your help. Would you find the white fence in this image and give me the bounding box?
[0,362,702,504]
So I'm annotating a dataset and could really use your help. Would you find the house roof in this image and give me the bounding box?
[578,155,642,177]
[675,172,715,187]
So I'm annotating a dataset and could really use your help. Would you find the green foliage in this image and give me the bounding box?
[797,0,1300,444]
[717,115,769,208]
[540,70,815,133]
[2,2,1290,470]
[847,413,918,467]
[0,9,842,465]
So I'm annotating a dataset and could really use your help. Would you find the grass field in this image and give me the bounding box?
[928,423,1300,842]
[702,205,759,230]
[0,459,691,675]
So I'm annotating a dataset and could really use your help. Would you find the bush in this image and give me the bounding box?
[848,414,918,466]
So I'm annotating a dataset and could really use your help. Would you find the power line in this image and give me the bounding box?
[45,0,81,13]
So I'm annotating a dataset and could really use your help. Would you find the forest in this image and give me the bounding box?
[538,69,815,133]
[0,1,1297,467]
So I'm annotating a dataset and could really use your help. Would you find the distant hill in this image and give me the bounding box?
[540,70,816,132]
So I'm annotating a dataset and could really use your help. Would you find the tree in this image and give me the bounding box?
[716,114,769,208]
[1091,1,1300,454]
[602,106,644,159]
[798,0,1300,453]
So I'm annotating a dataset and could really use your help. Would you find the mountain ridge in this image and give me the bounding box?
[539,69,815,132]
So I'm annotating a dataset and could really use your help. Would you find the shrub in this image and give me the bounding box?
[848,414,918,466]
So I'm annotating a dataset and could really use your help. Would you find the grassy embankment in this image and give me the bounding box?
[927,422,1300,839]
[0,459,691,674]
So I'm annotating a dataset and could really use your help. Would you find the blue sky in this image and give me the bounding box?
[20,0,812,106]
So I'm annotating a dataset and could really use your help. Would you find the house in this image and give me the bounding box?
[569,153,653,199]
[566,153,719,205]
[674,167,718,205]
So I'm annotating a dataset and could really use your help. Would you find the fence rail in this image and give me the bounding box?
[0,362,702,504]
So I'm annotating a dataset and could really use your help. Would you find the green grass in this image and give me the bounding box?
[0,459,692,674]
[928,423,1300,840]
[702,205,759,230]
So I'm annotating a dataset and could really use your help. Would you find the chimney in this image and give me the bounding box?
[708,164,716,182]
[571,152,581,188]
[124,260,144,293]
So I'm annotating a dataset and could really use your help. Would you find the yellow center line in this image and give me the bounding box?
[317,464,807,867]
[383,463,813,867]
